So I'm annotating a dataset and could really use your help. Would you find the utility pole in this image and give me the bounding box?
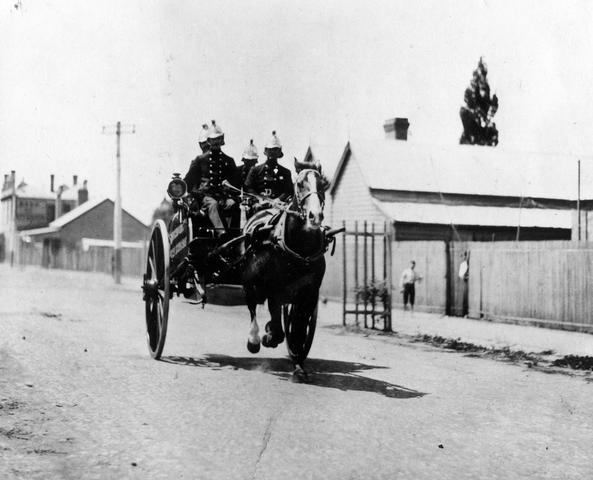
[102,121,135,284]
[10,170,16,267]
[577,160,581,241]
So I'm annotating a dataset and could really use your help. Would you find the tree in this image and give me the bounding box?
[151,197,173,225]
[459,57,499,146]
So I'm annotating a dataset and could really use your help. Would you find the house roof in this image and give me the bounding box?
[304,143,346,178]
[20,197,148,236]
[19,226,60,237]
[373,200,572,229]
[48,197,107,228]
[332,140,593,200]
[50,197,148,229]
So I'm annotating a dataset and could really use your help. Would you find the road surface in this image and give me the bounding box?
[1,265,592,479]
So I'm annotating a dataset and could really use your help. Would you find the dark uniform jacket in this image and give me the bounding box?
[183,150,236,198]
[233,162,257,189]
[244,161,293,199]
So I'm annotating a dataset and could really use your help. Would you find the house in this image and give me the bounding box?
[19,197,149,271]
[308,118,588,241]
[1,171,87,262]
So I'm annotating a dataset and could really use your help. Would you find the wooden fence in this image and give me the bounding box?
[322,222,593,333]
[18,241,146,278]
[467,241,593,331]
[322,235,448,313]
[392,241,448,313]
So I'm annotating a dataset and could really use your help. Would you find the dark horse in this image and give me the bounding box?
[242,160,328,375]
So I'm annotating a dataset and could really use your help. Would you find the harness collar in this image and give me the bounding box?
[272,210,326,265]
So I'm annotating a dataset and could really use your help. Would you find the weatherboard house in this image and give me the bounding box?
[307,118,585,241]
[20,198,149,269]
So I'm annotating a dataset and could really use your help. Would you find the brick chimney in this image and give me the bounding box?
[50,174,55,193]
[383,117,410,140]
[78,179,88,206]
[55,185,66,219]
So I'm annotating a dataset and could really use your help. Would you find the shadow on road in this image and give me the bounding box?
[160,354,425,399]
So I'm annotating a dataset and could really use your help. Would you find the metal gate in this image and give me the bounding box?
[341,221,394,331]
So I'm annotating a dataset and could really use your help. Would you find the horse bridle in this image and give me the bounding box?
[293,169,325,211]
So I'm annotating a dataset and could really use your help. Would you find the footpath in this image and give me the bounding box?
[317,300,593,359]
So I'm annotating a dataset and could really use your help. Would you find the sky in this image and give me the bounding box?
[2,0,593,223]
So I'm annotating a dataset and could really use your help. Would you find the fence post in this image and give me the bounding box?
[342,220,347,326]
[445,241,452,316]
[479,263,484,318]
[354,220,359,326]
[385,222,393,332]
[363,220,368,328]
[371,223,376,329]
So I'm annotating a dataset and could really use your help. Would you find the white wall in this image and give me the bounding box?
[330,150,386,226]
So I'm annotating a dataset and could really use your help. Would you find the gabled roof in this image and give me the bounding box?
[20,197,148,236]
[304,142,345,179]
[330,139,593,200]
[49,197,110,228]
[50,197,148,230]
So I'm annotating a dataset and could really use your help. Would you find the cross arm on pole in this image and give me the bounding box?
[102,123,136,135]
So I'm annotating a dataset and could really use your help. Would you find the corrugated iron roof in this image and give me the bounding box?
[49,197,109,228]
[20,197,148,235]
[373,199,572,229]
[338,140,593,200]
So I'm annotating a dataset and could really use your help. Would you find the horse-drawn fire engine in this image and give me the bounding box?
[141,163,343,375]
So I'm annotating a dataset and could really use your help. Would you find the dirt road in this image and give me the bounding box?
[1,265,592,479]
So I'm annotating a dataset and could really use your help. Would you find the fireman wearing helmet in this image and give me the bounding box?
[234,139,259,189]
[183,120,237,236]
[244,131,292,210]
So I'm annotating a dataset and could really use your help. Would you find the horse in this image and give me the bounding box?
[241,159,329,377]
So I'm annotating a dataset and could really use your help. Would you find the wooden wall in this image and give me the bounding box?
[392,241,447,312]
[321,223,447,314]
[18,241,146,277]
[329,151,387,226]
[467,241,593,331]
[322,223,593,333]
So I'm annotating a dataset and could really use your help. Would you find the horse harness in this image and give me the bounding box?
[243,169,329,265]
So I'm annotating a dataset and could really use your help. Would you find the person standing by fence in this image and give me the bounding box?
[459,251,470,317]
[400,260,422,311]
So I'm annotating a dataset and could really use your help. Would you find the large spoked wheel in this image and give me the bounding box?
[143,220,170,359]
[282,303,318,365]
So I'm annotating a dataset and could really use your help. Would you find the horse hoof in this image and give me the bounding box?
[261,334,278,349]
[247,340,260,354]
[292,365,309,383]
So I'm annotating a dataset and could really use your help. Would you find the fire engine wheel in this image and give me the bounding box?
[143,220,170,359]
[282,303,318,365]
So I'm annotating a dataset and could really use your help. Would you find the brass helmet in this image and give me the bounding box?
[207,120,225,145]
[242,139,259,161]
[264,131,283,158]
